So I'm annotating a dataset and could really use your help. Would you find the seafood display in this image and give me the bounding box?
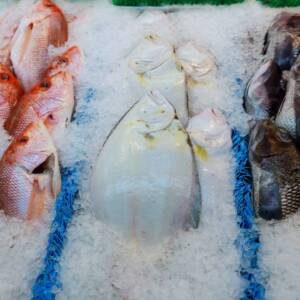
[90,91,196,243]
[2,1,300,299]
[90,20,228,242]
[245,12,300,220]
[0,0,81,220]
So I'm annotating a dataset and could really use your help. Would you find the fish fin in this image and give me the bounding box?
[48,153,61,197]
[27,176,48,220]
[262,32,269,55]
[48,13,68,47]
[189,157,201,229]
[294,95,300,146]
[190,180,201,229]
[15,22,34,65]
[257,172,282,220]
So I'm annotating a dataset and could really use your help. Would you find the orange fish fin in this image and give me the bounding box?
[48,5,68,47]
[27,174,50,220]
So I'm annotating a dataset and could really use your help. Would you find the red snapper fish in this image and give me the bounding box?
[10,0,68,92]
[4,71,74,138]
[0,120,61,220]
[0,0,35,67]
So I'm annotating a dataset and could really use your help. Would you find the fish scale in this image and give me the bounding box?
[281,176,300,217]
[249,120,300,220]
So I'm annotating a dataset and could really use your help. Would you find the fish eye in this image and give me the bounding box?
[0,73,9,81]
[48,114,54,120]
[28,23,34,30]
[19,136,29,144]
[276,129,290,142]
[58,57,68,65]
[40,81,51,89]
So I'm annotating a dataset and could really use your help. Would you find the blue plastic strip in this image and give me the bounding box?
[232,129,265,300]
[31,162,83,300]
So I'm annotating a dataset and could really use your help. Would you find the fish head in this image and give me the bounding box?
[176,41,217,81]
[4,71,74,137]
[32,71,74,132]
[266,13,300,71]
[274,33,298,71]
[134,90,175,134]
[270,12,300,32]
[0,121,61,219]
[187,108,231,154]
[128,35,174,74]
[249,120,293,163]
[46,46,83,80]
[244,59,285,118]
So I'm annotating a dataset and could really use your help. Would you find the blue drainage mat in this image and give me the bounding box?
[232,130,266,300]
[31,162,84,300]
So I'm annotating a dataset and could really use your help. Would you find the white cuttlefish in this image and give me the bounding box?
[187,108,233,230]
[90,90,195,245]
[176,42,219,116]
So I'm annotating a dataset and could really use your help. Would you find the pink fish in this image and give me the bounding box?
[46,46,83,81]
[10,0,68,92]
[5,71,74,138]
[0,0,35,67]
[0,120,61,220]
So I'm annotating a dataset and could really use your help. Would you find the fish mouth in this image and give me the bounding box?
[32,154,54,175]
[30,153,59,197]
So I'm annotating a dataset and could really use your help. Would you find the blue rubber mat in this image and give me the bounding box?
[232,130,265,300]
[31,162,84,300]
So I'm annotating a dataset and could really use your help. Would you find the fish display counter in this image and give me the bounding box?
[0,0,300,300]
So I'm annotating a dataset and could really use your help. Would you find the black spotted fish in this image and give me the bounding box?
[249,120,300,220]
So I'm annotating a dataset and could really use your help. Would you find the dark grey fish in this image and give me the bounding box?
[249,120,300,220]
[244,59,285,119]
[263,12,300,71]
[276,54,300,144]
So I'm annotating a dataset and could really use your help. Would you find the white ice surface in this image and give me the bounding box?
[0,0,300,299]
